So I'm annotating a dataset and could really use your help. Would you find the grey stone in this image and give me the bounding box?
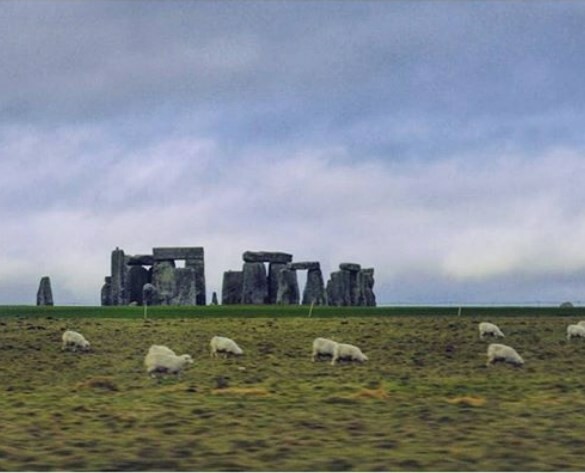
[276,269,299,305]
[339,263,361,272]
[36,276,53,306]
[222,271,243,305]
[172,268,197,305]
[326,271,351,307]
[101,277,112,306]
[151,260,176,305]
[243,251,293,264]
[127,266,149,305]
[186,256,206,305]
[288,261,320,271]
[142,283,157,306]
[111,247,127,306]
[127,255,155,266]
[268,263,287,304]
[242,262,268,304]
[153,247,204,261]
[302,268,326,305]
[357,268,376,307]
[211,292,218,305]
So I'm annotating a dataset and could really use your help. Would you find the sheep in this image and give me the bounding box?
[311,337,338,362]
[147,344,176,357]
[331,342,368,365]
[567,324,585,341]
[486,343,524,367]
[61,330,91,352]
[210,336,243,358]
[478,322,505,340]
[577,321,585,328]
[144,351,193,378]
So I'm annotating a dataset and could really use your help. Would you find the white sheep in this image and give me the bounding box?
[478,322,505,340]
[311,337,338,362]
[567,324,585,341]
[61,330,91,352]
[210,336,243,358]
[147,344,176,357]
[144,351,193,378]
[486,343,524,367]
[576,321,585,328]
[331,342,368,365]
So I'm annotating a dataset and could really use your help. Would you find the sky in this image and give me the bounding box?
[2,1,585,306]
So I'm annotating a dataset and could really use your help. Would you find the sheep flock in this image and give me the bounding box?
[52,317,585,379]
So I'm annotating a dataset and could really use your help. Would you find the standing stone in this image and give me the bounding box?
[276,269,299,305]
[151,260,176,305]
[222,271,243,305]
[127,266,149,305]
[268,263,287,304]
[36,276,54,306]
[111,247,127,306]
[186,257,206,306]
[142,283,157,306]
[326,271,351,307]
[101,277,112,306]
[340,263,361,305]
[302,267,326,305]
[211,292,218,305]
[172,268,197,305]
[357,268,376,307]
[241,262,268,304]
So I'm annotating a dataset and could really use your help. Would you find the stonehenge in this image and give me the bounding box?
[222,251,375,307]
[101,246,206,306]
[36,276,54,306]
[100,246,375,307]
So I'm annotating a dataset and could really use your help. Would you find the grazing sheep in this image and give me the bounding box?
[311,337,338,362]
[486,343,524,367]
[567,324,585,341]
[210,336,243,358]
[147,344,176,357]
[478,322,505,340]
[144,351,193,378]
[331,343,368,365]
[62,330,91,352]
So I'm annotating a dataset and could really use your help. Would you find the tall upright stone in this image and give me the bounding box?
[357,268,376,307]
[326,270,351,307]
[211,291,218,305]
[173,268,197,305]
[36,276,53,306]
[101,277,112,306]
[242,262,268,304]
[268,263,287,304]
[127,266,149,305]
[154,247,206,306]
[302,267,326,305]
[151,260,176,305]
[222,271,244,305]
[276,268,299,305]
[340,263,361,305]
[111,247,127,306]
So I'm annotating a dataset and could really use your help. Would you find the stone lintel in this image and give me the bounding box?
[339,262,361,272]
[243,251,293,264]
[287,261,320,271]
[127,255,155,266]
[153,247,204,261]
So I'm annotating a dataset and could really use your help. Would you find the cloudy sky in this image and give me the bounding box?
[2,1,585,306]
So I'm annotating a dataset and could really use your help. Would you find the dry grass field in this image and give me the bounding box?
[2,312,585,471]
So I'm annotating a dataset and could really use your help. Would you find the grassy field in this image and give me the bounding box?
[2,309,585,470]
